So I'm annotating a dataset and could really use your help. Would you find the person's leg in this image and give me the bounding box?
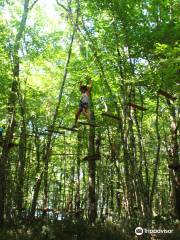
[75,108,82,125]
[83,107,91,122]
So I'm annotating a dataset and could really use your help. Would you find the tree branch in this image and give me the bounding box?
[29,0,38,11]
[56,0,69,12]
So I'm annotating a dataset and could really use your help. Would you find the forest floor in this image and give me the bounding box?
[0,218,179,240]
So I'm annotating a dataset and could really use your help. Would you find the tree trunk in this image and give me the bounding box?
[0,0,32,226]
[150,95,161,220]
[75,130,82,218]
[15,120,27,216]
[30,171,44,219]
[88,105,97,223]
[15,89,27,217]
[167,100,180,219]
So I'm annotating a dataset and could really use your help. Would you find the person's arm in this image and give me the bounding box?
[89,79,92,88]
[88,79,92,93]
[79,80,82,90]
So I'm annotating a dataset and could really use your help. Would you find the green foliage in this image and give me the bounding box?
[0,0,179,237]
[154,42,180,89]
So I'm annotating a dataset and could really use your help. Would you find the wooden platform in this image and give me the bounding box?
[168,163,180,172]
[101,112,120,120]
[78,121,99,127]
[128,103,147,111]
[82,153,101,161]
[157,90,177,101]
[51,153,79,156]
[44,129,65,134]
[58,126,78,132]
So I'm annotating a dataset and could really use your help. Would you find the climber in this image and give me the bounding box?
[73,78,92,128]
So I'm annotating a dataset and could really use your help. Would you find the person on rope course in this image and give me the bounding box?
[72,78,92,128]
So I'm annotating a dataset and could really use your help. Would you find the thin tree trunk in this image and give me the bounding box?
[0,0,34,226]
[15,87,27,217]
[150,95,161,218]
[167,100,180,219]
[75,130,82,218]
[88,104,97,223]
[30,171,44,219]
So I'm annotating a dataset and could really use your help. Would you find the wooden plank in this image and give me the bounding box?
[58,126,78,132]
[128,103,147,111]
[78,121,99,127]
[51,153,79,156]
[82,153,101,161]
[168,163,180,172]
[44,129,65,134]
[101,112,120,120]
[157,90,177,101]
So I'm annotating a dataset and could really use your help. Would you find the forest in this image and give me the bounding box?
[0,0,179,239]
